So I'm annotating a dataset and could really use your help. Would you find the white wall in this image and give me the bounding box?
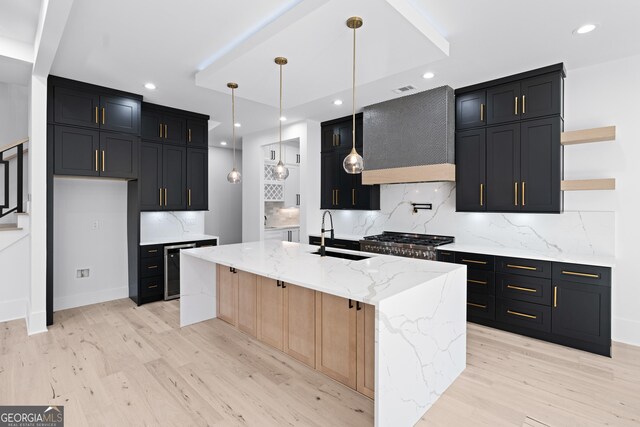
[140,211,205,242]
[205,147,242,244]
[0,83,29,145]
[53,178,128,310]
[0,237,30,322]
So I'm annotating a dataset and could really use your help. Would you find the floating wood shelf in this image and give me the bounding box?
[561,179,616,191]
[561,126,616,145]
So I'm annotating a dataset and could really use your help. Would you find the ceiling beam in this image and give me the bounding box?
[32,0,75,78]
[0,37,34,63]
[384,0,449,56]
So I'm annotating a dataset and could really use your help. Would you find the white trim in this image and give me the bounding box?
[53,286,129,311]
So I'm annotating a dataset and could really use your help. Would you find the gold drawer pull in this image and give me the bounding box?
[147,249,158,253]
[467,302,487,309]
[561,270,599,279]
[468,279,487,285]
[507,310,537,320]
[147,265,158,269]
[440,252,451,256]
[462,259,487,265]
[507,264,537,271]
[507,284,537,293]
[148,284,158,289]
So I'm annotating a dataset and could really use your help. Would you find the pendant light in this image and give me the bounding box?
[343,16,364,174]
[273,57,289,181]
[226,82,242,184]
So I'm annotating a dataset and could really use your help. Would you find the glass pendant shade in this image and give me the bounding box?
[227,168,242,184]
[273,160,289,181]
[343,148,364,174]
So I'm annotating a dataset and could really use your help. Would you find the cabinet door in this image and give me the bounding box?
[162,113,186,144]
[216,265,238,326]
[264,144,277,161]
[321,125,336,152]
[321,151,337,209]
[54,126,100,176]
[186,148,208,210]
[520,73,562,120]
[162,145,187,210]
[456,90,486,130]
[315,292,357,389]
[486,82,521,125]
[455,128,486,211]
[486,124,520,212]
[520,117,561,213]
[336,121,353,151]
[356,303,375,399]
[237,271,257,337]
[187,118,207,146]
[257,276,284,350]
[54,87,100,128]
[291,229,300,243]
[283,166,299,207]
[284,284,316,367]
[99,133,138,179]
[552,280,610,347]
[100,95,140,135]
[139,142,163,211]
[141,109,163,142]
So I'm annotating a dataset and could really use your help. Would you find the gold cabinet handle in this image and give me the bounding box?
[507,284,537,293]
[102,150,105,172]
[336,134,340,147]
[102,107,105,125]
[561,270,599,279]
[522,181,525,206]
[522,95,526,114]
[468,279,487,285]
[164,187,167,206]
[148,284,158,289]
[507,310,536,319]
[148,249,158,253]
[467,302,487,309]
[352,188,356,206]
[95,150,99,172]
[480,103,484,121]
[95,107,99,124]
[514,181,518,206]
[335,189,339,204]
[462,259,487,265]
[480,183,484,206]
[160,123,163,138]
[188,189,192,207]
[159,188,163,207]
[164,124,168,139]
[147,265,158,269]
[553,286,558,308]
[506,264,537,271]
[514,96,518,115]
[188,128,192,142]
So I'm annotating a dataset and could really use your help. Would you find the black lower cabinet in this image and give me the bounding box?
[437,249,611,356]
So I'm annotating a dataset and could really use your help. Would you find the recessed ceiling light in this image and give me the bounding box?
[234,122,241,128]
[220,141,227,146]
[574,23,597,35]
[280,116,287,121]
[333,99,343,106]
[422,72,435,79]
[144,82,156,90]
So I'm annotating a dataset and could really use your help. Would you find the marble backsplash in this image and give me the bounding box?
[265,202,300,228]
[140,211,205,241]
[326,182,615,258]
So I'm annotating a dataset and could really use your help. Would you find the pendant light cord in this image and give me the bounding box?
[231,87,236,169]
[352,24,356,151]
[279,62,283,161]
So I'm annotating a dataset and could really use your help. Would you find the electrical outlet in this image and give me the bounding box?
[76,268,90,278]
[92,221,99,230]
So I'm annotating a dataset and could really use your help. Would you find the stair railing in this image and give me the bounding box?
[0,138,28,218]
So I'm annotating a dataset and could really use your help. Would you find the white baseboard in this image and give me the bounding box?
[613,316,640,347]
[54,286,129,311]
[0,298,27,323]
[27,310,47,335]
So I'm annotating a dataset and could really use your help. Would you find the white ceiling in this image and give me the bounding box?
[0,0,41,44]
[36,0,640,147]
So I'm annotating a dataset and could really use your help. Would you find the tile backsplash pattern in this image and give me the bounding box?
[265,202,300,228]
[141,211,205,242]
[326,182,615,258]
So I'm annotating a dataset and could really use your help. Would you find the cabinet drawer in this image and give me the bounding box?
[496,256,551,279]
[467,270,495,295]
[140,257,163,278]
[140,276,163,298]
[455,252,495,271]
[496,273,551,306]
[141,245,163,258]
[553,263,610,287]
[196,239,218,248]
[330,239,361,251]
[467,293,495,321]
[497,298,551,333]
[436,250,455,263]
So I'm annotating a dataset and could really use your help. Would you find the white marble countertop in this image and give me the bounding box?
[182,240,464,305]
[264,225,300,230]
[308,232,365,241]
[438,242,615,267]
[140,234,219,246]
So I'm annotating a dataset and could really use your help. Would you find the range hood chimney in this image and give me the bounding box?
[362,85,455,185]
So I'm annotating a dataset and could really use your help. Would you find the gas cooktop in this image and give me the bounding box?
[359,232,454,260]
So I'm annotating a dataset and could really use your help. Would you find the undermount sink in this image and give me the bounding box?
[311,250,371,261]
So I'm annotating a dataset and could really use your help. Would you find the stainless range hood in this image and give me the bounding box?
[362,86,455,184]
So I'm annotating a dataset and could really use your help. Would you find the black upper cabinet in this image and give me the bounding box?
[141,103,207,146]
[486,82,521,125]
[486,124,521,212]
[54,126,100,176]
[321,114,362,152]
[455,129,486,211]
[455,90,486,130]
[520,117,562,212]
[54,87,100,129]
[521,74,562,120]
[320,151,337,209]
[187,118,208,147]
[100,132,139,179]
[163,114,186,145]
[139,142,163,211]
[186,148,208,210]
[100,96,140,135]
[141,109,163,142]
[162,145,187,210]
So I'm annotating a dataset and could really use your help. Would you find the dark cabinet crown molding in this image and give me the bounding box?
[455,63,566,95]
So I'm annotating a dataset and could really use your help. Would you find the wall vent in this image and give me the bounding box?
[392,85,416,94]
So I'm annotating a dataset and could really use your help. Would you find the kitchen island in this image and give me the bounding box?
[180,240,466,427]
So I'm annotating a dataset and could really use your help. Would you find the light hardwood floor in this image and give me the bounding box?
[0,299,638,426]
